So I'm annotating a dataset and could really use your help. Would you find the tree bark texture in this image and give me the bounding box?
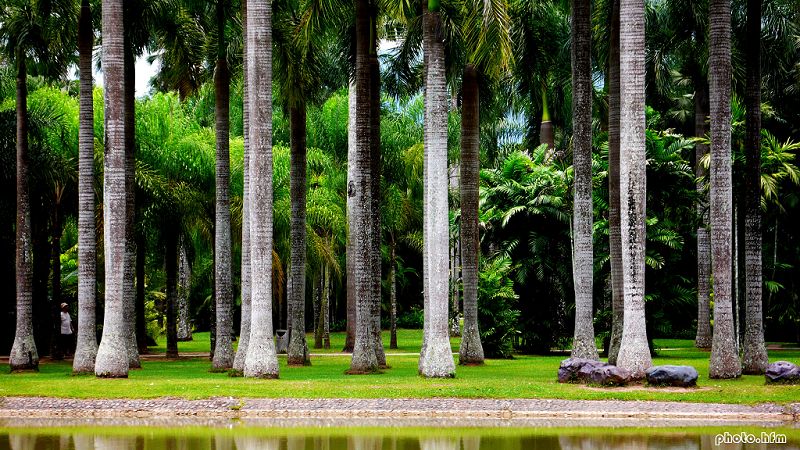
[288,103,309,365]
[616,0,652,378]
[95,0,129,378]
[213,0,234,370]
[708,0,742,379]
[742,0,768,375]
[344,82,357,353]
[177,238,193,341]
[458,64,484,365]
[135,232,147,352]
[419,4,456,378]
[243,0,279,379]
[73,0,98,374]
[570,0,598,361]
[165,228,179,358]
[390,241,398,350]
[10,48,39,372]
[607,0,624,365]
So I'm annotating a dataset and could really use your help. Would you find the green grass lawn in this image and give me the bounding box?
[2,330,798,404]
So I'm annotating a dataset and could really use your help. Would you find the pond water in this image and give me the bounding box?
[1,420,798,450]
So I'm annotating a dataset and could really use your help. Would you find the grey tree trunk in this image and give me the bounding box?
[694,68,712,349]
[9,48,38,372]
[348,0,381,374]
[419,3,456,378]
[607,0,624,365]
[369,29,385,368]
[135,232,147,353]
[616,0,652,378]
[316,264,331,349]
[458,64,484,365]
[288,103,310,365]
[389,241,398,350]
[165,229,179,358]
[213,0,234,370]
[708,0,742,379]
[243,0,279,379]
[742,0,768,375]
[570,0,598,361]
[95,0,130,378]
[73,0,98,375]
[314,273,322,348]
[176,239,193,341]
[123,43,141,369]
[344,82,356,353]
[233,0,251,371]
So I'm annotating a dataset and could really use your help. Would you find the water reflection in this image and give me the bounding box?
[0,429,797,450]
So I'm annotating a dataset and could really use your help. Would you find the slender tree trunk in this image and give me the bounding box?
[213,0,234,369]
[233,0,251,373]
[344,82,356,354]
[316,264,331,349]
[348,0,381,374]
[165,228,179,359]
[390,241,398,350]
[123,41,141,369]
[314,273,322,349]
[73,0,98,374]
[95,0,129,378]
[135,231,147,352]
[742,0,768,375]
[288,103,310,365]
[616,0,652,378]
[458,64,484,365]
[324,269,330,350]
[570,0,599,361]
[243,0,279,379]
[540,85,554,158]
[177,238,193,341]
[694,69,712,349]
[708,0,741,379]
[607,0,624,365]
[419,1,456,378]
[10,49,39,372]
[50,189,64,361]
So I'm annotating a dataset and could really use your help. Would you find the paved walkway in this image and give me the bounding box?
[1,397,797,424]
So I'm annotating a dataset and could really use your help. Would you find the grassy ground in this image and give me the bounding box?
[1,330,798,403]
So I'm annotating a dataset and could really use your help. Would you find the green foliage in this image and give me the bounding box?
[477,256,519,359]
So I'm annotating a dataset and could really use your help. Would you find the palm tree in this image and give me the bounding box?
[73,0,98,374]
[457,0,512,366]
[233,0,251,373]
[212,0,235,371]
[741,0,768,375]
[418,0,455,378]
[2,0,76,372]
[243,0,279,379]
[95,0,131,378]
[606,0,623,365]
[165,227,179,358]
[615,0,651,378]
[708,0,741,379]
[569,0,598,361]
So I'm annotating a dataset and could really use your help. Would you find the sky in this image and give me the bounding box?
[85,50,159,98]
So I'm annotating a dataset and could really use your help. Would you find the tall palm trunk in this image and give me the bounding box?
[389,240,398,350]
[348,0,381,374]
[243,0,279,379]
[316,264,331,350]
[344,82,357,353]
[419,1,456,378]
[616,0,652,378]
[458,63,484,365]
[95,0,130,378]
[9,48,38,372]
[288,102,309,366]
[708,0,741,379]
[607,0,623,365]
[369,19,385,368]
[233,0,251,372]
[694,69,712,349]
[213,0,234,370]
[73,0,98,374]
[135,231,147,352]
[177,238,193,341]
[123,42,141,370]
[742,0,768,375]
[570,0,598,361]
[165,227,179,358]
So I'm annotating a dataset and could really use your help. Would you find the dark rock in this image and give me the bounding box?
[588,365,632,386]
[645,365,699,387]
[765,361,800,384]
[558,358,606,383]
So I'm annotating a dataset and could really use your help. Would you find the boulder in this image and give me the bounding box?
[765,361,800,384]
[558,358,606,383]
[588,364,632,386]
[645,365,699,387]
